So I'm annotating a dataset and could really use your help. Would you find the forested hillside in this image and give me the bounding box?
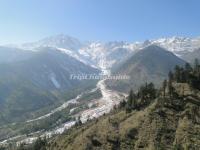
[7,60,200,150]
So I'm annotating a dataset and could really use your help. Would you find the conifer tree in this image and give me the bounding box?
[168,80,173,98]
[163,80,167,97]
[168,71,174,81]
[194,58,199,71]
[147,82,156,99]
[185,63,193,73]
[125,89,134,113]
[185,63,192,82]
[174,65,181,82]
[132,93,137,109]
[128,89,134,106]
[119,99,126,108]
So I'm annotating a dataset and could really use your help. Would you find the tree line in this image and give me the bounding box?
[120,58,200,113]
[168,59,200,90]
[119,82,157,113]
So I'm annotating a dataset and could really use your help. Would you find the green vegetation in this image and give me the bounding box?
[14,137,48,150]
[123,82,156,113]
[0,81,98,141]
[171,59,200,90]
[4,60,200,150]
[0,47,99,128]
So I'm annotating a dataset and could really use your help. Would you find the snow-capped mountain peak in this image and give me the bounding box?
[150,36,200,53]
[21,34,83,51]
[17,34,200,70]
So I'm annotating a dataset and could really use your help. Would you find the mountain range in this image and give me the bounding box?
[10,61,200,150]
[106,45,186,92]
[0,46,99,125]
[14,34,200,69]
[0,34,200,148]
[1,35,200,124]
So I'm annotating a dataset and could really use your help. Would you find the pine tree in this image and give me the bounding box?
[180,67,186,82]
[174,65,181,82]
[127,89,137,109]
[168,71,174,81]
[33,137,47,150]
[194,59,200,80]
[138,85,145,104]
[185,63,193,73]
[168,80,173,98]
[128,89,134,106]
[163,80,167,97]
[194,58,199,71]
[119,99,126,108]
[184,63,192,82]
[126,90,133,113]
[147,82,156,99]
[194,59,200,77]
[132,93,137,109]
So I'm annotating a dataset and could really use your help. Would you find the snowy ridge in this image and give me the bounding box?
[21,34,83,51]
[151,36,200,53]
[17,35,200,70]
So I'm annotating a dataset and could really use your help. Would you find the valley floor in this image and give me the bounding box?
[0,75,126,146]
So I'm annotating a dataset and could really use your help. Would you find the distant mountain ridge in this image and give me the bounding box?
[0,35,199,147]
[15,35,200,70]
[22,65,200,150]
[0,34,199,127]
[106,45,186,92]
[21,34,83,51]
[0,47,99,91]
[0,47,99,125]
[0,46,34,64]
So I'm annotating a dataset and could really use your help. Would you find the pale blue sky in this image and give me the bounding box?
[0,0,200,44]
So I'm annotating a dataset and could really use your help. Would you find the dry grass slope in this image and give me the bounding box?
[46,83,200,150]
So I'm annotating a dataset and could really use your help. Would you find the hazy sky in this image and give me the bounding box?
[0,0,200,44]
